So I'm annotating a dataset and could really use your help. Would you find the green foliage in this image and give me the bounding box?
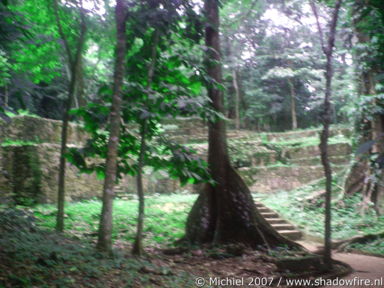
[0,138,41,147]
[219,0,355,131]
[67,108,212,185]
[67,1,216,187]
[6,0,63,83]
[4,108,39,118]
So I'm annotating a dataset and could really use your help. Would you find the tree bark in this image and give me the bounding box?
[96,0,127,254]
[311,0,343,270]
[132,121,147,256]
[184,0,302,250]
[54,0,87,232]
[344,0,384,216]
[3,85,8,108]
[132,29,159,256]
[288,78,297,130]
[232,69,240,130]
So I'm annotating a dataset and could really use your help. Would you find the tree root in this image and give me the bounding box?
[332,231,384,251]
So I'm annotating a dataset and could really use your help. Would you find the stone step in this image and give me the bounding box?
[114,188,129,198]
[287,143,351,160]
[290,155,350,166]
[271,223,296,231]
[242,165,348,193]
[260,212,279,218]
[265,218,287,224]
[262,127,351,142]
[255,201,302,240]
[278,230,303,241]
[257,207,272,213]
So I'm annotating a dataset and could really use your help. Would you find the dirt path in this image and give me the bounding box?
[299,241,384,288]
[326,253,384,288]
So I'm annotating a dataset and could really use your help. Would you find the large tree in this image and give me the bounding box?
[184,0,300,249]
[343,0,384,215]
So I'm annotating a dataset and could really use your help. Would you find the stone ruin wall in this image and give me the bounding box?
[0,116,207,204]
[2,116,374,209]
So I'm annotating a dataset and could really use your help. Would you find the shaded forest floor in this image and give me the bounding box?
[1,192,383,287]
[0,207,349,288]
[31,193,384,256]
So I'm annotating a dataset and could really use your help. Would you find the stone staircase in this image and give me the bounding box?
[255,201,303,240]
[114,185,132,199]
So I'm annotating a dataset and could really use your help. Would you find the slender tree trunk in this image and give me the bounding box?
[132,30,160,256]
[54,1,87,232]
[184,0,302,250]
[75,55,86,107]
[372,112,384,216]
[96,0,127,254]
[232,69,240,130]
[3,85,8,108]
[321,53,334,270]
[132,122,147,256]
[288,78,297,130]
[311,0,342,270]
[370,74,384,215]
[344,70,373,197]
[132,30,159,256]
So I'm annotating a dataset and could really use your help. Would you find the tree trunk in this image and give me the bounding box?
[288,78,297,130]
[344,0,384,216]
[3,85,8,108]
[311,0,342,270]
[184,0,302,250]
[54,0,87,232]
[222,36,236,121]
[232,69,240,130]
[132,122,147,256]
[132,29,159,256]
[372,114,384,215]
[75,55,86,107]
[96,0,127,254]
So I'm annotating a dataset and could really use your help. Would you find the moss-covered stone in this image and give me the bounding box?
[0,116,355,202]
[0,144,103,204]
[240,165,347,193]
[286,142,352,160]
[0,116,88,145]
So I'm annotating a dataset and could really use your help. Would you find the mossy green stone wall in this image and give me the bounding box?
[0,144,104,204]
[0,116,205,204]
[1,116,367,205]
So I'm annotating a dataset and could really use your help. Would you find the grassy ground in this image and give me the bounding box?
[33,191,384,255]
[33,194,197,247]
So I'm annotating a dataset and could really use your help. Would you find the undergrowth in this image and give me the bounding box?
[33,194,197,247]
[346,236,384,255]
[0,208,196,288]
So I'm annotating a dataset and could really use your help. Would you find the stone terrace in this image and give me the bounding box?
[0,116,353,203]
